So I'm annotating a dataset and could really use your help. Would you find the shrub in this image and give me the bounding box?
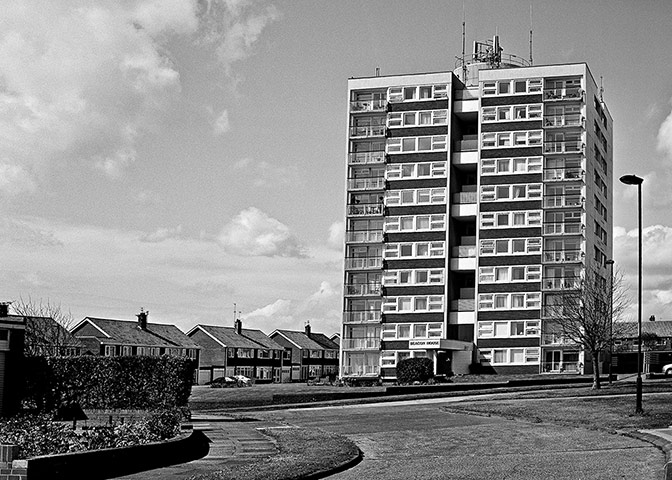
[396,357,434,384]
[22,355,196,412]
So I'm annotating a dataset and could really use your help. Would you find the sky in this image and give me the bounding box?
[1,0,672,336]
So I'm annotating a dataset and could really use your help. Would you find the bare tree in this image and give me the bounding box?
[11,296,81,356]
[543,267,629,389]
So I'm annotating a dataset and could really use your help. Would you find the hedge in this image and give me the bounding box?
[396,357,434,384]
[22,355,196,412]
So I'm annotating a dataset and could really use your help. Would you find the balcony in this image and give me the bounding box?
[343,311,382,323]
[345,230,383,243]
[543,168,585,182]
[543,195,583,208]
[453,190,477,204]
[348,204,384,217]
[454,135,478,152]
[543,88,584,102]
[349,125,386,138]
[543,114,584,128]
[542,250,584,263]
[341,364,380,376]
[345,256,383,270]
[348,151,386,165]
[341,338,381,350]
[344,283,382,297]
[542,276,580,291]
[348,177,385,191]
[543,223,584,235]
[451,299,475,311]
[350,100,387,113]
[543,141,584,154]
[452,245,476,258]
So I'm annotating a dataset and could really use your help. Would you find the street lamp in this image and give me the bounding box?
[606,259,615,385]
[619,174,644,414]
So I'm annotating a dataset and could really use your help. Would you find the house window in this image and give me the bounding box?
[480,347,540,365]
[310,350,322,358]
[237,348,253,358]
[258,349,270,359]
[104,345,116,356]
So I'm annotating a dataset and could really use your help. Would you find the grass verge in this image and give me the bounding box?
[187,427,360,480]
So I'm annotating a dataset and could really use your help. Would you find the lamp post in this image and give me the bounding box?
[606,259,615,385]
[619,174,644,414]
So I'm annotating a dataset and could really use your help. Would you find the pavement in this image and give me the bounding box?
[115,414,280,479]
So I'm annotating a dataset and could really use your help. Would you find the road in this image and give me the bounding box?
[257,397,664,480]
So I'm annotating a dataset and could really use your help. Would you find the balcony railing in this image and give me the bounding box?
[350,100,387,113]
[543,114,584,128]
[543,141,584,154]
[349,125,386,138]
[542,250,584,263]
[344,283,382,296]
[343,311,382,323]
[451,299,475,311]
[341,338,381,350]
[348,177,385,191]
[543,168,585,182]
[348,204,384,217]
[542,276,581,291]
[345,256,383,270]
[543,88,584,101]
[453,191,477,204]
[341,364,380,376]
[345,230,383,243]
[543,223,584,235]
[543,195,583,208]
[541,334,577,345]
[452,245,476,258]
[454,138,478,152]
[348,151,386,165]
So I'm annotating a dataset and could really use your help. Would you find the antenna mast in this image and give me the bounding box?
[529,4,533,65]
[461,3,467,83]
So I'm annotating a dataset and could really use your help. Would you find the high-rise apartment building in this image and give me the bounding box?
[340,37,613,380]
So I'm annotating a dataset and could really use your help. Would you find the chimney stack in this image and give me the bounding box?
[0,302,10,317]
[304,321,311,336]
[234,318,242,335]
[136,308,148,330]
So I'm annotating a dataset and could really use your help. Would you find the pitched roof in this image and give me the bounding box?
[308,332,339,350]
[74,317,199,348]
[240,328,285,350]
[191,325,265,349]
[272,329,326,350]
[618,320,672,339]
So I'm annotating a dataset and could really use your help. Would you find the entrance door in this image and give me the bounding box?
[544,350,562,372]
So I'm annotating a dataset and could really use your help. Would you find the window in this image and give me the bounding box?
[237,348,253,358]
[258,349,270,359]
[310,349,322,358]
[483,131,543,148]
[480,347,540,365]
[481,156,542,175]
[388,110,448,128]
[382,322,443,340]
[480,211,543,229]
[480,183,542,202]
[387,162,446,180]
[386,215,445,232]
[383,269,445,286]
[482,78,541,96]
[387,135,448,154]
[478,292,541,311]
[389,84,448,103]
[386,188,446,206]
[382,295,445,313]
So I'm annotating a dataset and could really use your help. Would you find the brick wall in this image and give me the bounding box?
[0,445,27,480]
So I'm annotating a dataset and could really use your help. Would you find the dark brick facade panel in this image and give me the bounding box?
[387,152,448,163]
[477,310,541,321]
[387,178,447,189]
[385,258,446,269]
[384,286,445,297]
[481,95,543,106]
[387,205,447,216]
[445,324,475,342]
[382,313,445,323]
[478,228,541,239]
[481,121,543,132]
[480,174,542,185]
[478,338,541,348]
[388,99,449,112]
[483,364,540,375]
[386,232,446,243]
[481,147,542,158]
[478,255,542,266]
[479,200,542,212]
[390,126,448,137]
[478,283,542,293]
[382,340,410,350]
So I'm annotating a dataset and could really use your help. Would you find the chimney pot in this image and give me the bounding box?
[136,308,148,330]
[234,318,242,335]
[305,322,311,336]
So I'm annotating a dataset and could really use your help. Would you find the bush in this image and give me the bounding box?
[22,355,196,412]
[396,357,434,384]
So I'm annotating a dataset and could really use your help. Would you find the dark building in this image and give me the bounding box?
[270,324,339,381]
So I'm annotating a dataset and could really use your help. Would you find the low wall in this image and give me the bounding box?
[26,429,209,480]
[0,445,27,480]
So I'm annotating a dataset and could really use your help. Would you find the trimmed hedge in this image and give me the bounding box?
[23,355,196,411]
[396,357,434,384]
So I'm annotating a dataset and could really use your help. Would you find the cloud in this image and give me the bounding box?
[657,98,672,158]
[217,207,306,257]
[213,109,231,135]
[230,158,298,187]
[0,163,36,196]
[327,222,344,249]
[140,225,183,243]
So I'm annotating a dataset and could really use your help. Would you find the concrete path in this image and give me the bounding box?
[115,414,278,479]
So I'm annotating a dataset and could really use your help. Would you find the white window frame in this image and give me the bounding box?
[479,265,542,283]
[479,347,541,365]
[478,292,541,311]
[385,215,446,232]
[479,211,543,229]
[482,130,543,149]
[480,183,543,202]
[387,109,448,128]
[482,78,542,96]
[478,320,541,339]
[382,295,445,313]
[481,104,543,123]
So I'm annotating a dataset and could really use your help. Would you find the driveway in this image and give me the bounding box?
[257,399,664,480]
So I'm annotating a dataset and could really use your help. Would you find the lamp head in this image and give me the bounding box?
[620,174,643,186]
[605,259,615,265]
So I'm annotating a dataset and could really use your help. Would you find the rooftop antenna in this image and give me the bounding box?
[233,303,236,322]
[529,4,533,65]
[461,1,467,83]
[375,67,380,77]
[599,76,605,102]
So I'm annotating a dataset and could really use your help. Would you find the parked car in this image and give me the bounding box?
[663,363,672,376]
[233,374,252,386]
[209,376,237,388]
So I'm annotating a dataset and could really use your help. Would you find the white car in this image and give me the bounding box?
[663,363,672,376]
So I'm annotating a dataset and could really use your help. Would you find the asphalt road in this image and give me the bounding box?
[258,398,664,480]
